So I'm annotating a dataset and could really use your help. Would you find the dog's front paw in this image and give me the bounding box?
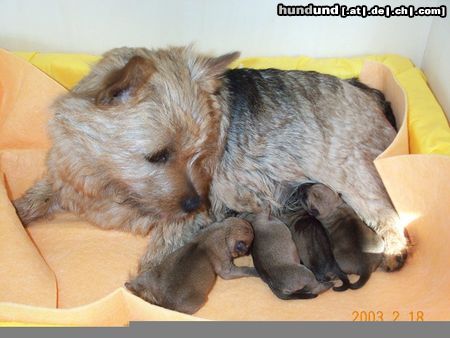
[380,228,409,272]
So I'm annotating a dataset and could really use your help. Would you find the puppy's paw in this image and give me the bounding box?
[380,228,409,272]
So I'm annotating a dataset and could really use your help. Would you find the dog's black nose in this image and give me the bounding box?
[309,208,319,217]
[181,195,201,213]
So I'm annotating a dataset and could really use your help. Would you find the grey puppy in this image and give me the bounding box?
[248,212,332,299]
[289,213,351,292]
[125,217,257,314]
[299,183,384,289]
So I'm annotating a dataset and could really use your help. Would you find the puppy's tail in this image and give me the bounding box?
[332,267,351,292]
[349,270,372,290]
[13,177,60,226]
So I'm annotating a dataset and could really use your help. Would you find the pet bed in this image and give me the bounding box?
[0,49,449,325]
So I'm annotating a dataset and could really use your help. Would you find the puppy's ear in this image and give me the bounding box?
[191,51,240,93]
[96,55,156,106]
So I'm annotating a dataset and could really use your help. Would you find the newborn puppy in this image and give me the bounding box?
[249,212,332,299]
[299,183,384,289]
[290,214,350,292]
[125,217,257,314]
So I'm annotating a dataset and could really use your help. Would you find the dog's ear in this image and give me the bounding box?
[192,51,240,93]
[95,55,156,106]
[205,52,241,78]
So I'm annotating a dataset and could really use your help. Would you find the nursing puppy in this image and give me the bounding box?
[125,217,257,314]
[248,213,332,299]
[299,183,384,289]
[14,46,407,276]
[289,213,350,292]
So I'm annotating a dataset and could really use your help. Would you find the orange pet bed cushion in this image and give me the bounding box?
[0,50,449,325]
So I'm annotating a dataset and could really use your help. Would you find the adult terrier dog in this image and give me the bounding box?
[14,46,408,276]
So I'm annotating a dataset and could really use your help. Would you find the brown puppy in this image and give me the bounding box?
[299,183,384,289]
[249,213,332,299]
[289,213,350,292]
[125,217,256,314]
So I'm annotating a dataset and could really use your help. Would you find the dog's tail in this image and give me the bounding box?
[347,78,396,131]
[13,177,60,226]
[349,269,372,290]
[332,266,351,292]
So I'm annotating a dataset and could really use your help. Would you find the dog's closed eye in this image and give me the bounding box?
[145,148,170,164]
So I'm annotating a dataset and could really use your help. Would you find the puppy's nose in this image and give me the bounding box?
[181,195,201,213]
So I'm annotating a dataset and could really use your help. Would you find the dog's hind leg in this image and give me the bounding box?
[314,157,408,272]
[13,177,61,225]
